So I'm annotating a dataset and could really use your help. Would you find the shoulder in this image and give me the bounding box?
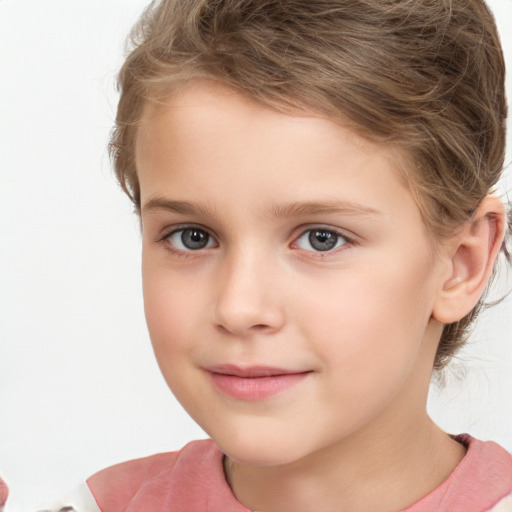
[458,434,512,512]
[453,434,512,487]
[407,434,512,512]
[87,439,248,512]
[456,434,512,512]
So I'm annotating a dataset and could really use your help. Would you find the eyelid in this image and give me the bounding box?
[158,223,216,241]
[158,224,219,253]
[291,225,356,253]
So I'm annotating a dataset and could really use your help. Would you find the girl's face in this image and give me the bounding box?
[137,82,450,466]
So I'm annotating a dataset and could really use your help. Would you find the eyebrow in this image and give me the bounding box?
[264,201,381,218]
[142,197,381,219]
[142,198,215,217]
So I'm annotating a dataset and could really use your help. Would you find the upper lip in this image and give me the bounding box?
[205,364,310,378]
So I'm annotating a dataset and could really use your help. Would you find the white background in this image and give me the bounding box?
[1,1,511,510]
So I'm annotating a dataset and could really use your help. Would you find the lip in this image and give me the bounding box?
[205,364,312,401]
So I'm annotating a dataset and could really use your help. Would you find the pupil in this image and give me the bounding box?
[182,229,208,249]
[309,229,337,251]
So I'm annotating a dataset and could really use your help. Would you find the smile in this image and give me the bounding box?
[205,365,312,401]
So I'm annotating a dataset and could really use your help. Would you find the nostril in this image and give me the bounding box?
[214,317,281,337]
[216,323,271,334]
[253,324,270,330]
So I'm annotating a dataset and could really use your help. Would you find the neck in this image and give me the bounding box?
[225,410,466,512]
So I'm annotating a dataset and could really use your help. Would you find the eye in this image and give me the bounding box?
[295,228,349,252]
[167,227,216,251]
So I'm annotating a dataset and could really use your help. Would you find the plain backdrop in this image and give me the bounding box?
[1,1,512,510]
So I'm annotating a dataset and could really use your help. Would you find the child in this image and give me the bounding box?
[39,0,512,510]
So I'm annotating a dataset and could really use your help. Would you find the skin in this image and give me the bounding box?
[136,81,503,512]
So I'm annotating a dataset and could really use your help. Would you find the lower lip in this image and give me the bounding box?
[207,371,310,401]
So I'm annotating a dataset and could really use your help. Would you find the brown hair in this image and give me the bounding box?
[110,0,508,372]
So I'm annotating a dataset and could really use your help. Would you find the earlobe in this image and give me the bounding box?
[432,195,506,324]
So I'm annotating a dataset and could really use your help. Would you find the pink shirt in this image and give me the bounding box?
[0,478,8,511]
[87,434,512,512]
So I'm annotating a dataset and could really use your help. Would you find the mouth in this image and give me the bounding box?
[204,364,312,401]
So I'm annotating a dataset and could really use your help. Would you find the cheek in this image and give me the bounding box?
[142,263,208,409]
[142,258,201,357]
[295,257,436,389]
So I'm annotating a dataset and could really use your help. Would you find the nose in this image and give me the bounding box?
[212,248,286,337]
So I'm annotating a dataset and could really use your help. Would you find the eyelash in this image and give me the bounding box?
[158,225,217,258]
[292,227,354,256]
[157,225,355,258]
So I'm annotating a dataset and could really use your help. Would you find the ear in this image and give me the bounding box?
[432,195,506,324]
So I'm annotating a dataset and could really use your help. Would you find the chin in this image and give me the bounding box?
[209,425,314,467]
[222,445,301,467]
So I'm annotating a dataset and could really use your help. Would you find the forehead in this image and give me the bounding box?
[137,80,386,154]
[135,82,429,235]
[136,81,400,177]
